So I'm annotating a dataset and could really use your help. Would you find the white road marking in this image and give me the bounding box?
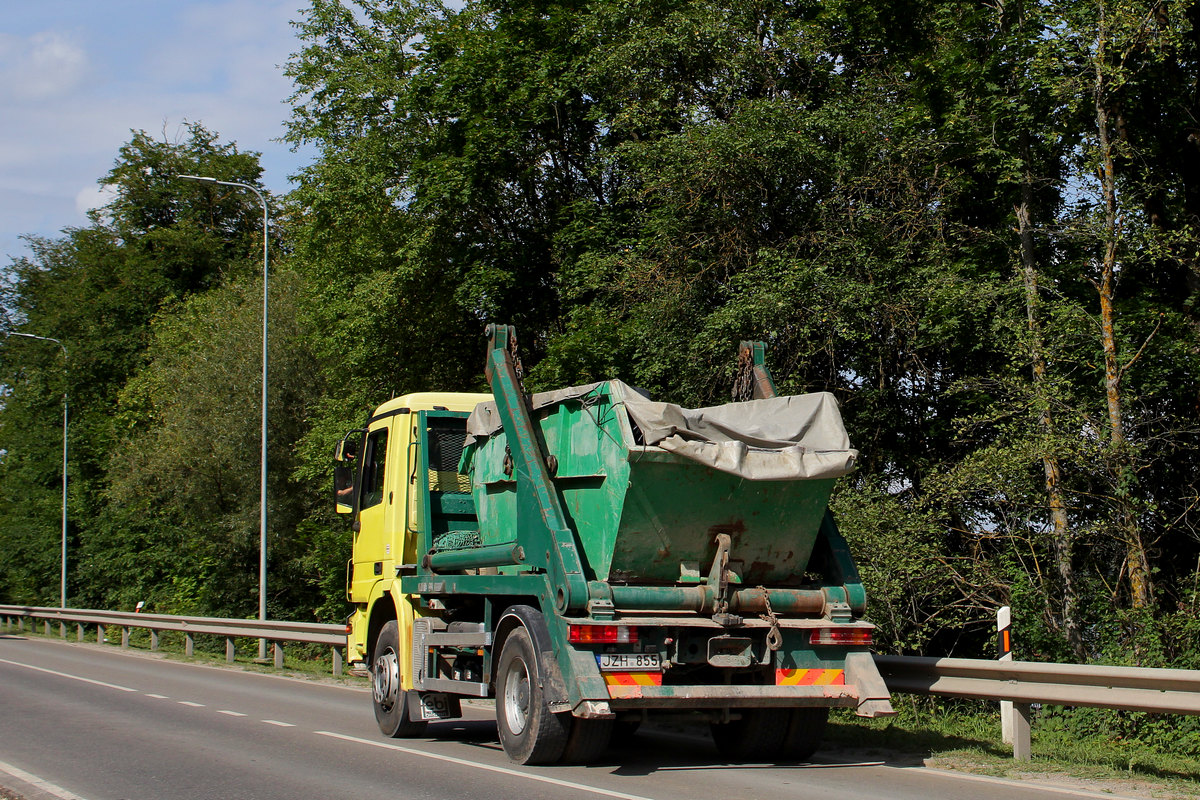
[0,758,90,800]
[315,731,657,800]
[178,701,205,707]
[0,657,135,693]
[262,719,295,727]
[145,693,169,699]
[915,765,1146,800]
[217,710,247,717]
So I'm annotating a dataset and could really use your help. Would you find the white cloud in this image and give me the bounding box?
[1,1,316,263]
[75,183,118,217]
[0,30,89,101]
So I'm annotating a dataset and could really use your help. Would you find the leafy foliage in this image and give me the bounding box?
[0,0,1198,709]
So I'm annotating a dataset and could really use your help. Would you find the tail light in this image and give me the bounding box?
[568,625,638,644]
[810,628,873,646]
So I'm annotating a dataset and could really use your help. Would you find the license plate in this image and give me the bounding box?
[596,653,662,672]
[417,693,455,720]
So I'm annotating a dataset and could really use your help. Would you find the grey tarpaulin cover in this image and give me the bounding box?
[465,380,857,481]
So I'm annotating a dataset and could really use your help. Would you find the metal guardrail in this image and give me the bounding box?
[876,654,1200,714]
[5,605,1199,761]
[875,654,1200,760]
[0,605,348,677]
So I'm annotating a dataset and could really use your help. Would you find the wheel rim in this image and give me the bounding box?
[373,647,400,712]
[503,655,531,736]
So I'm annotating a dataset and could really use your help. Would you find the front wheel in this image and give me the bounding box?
[495,625,568,764]
[372,619,427,738]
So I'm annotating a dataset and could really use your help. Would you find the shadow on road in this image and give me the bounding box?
[418,717,928,775]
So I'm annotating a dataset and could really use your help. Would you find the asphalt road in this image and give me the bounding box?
[0,634,1141,800]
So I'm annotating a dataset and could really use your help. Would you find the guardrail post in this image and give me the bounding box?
[332,646,343,678]
[60,622,67,639]
[17,616,24,633]
[97,623,105,644]
[273,642,284,669]
[121,627,130,648]
[150,630,160,651]
[76,623,84,642]
[226,638,235,663]
[185,632,194,657]
[1013,703,1032,761]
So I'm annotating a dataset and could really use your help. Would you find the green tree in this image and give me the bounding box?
[0,123,272,607]
[284,0,630,469]
[87,272,322,617]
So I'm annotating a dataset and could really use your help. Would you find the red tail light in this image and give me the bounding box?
[568,625,638,644]
[810,628,873,646]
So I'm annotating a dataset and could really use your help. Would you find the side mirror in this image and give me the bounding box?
[333,428,365,515]
[334,464,354,514]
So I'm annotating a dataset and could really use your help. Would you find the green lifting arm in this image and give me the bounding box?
[483,324,589,614]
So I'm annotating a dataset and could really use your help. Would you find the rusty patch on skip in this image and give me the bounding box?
[708,520,746,537]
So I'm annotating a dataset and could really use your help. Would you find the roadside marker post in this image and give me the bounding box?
[997,605,1032,760]
[998,605,1013,743]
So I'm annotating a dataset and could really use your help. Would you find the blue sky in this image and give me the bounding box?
[1,1,318,262]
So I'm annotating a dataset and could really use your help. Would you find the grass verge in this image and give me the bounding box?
[826,699,1200,799]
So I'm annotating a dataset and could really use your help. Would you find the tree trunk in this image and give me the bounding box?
[1092,13,1153,611]
[1016,189,1084,659]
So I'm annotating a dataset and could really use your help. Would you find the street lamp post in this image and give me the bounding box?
[8,333,68,608]
[178,174,270,659]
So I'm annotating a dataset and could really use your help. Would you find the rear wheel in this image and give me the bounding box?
[561,717,614,763]
[710,708,790,762]
[372,620,427,738]
[495,625,568,764]
[781,707,829,761]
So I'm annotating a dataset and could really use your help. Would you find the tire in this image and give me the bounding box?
[560,717,613,764]
[710,708,790,763]
[780,707,828,762]
[495,625,568,764]
[372,619,428,738]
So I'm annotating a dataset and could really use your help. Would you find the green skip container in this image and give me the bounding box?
[460,380,858,587]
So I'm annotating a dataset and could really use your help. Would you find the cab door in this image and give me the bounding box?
[349,421,392,603]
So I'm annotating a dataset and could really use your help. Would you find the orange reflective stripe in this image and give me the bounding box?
[603,672,663,687]
[813,669,845,686]
[775,668,845,686]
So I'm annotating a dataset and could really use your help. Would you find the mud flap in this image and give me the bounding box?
[407,692,462,721]
[845,651,895,717]
[539,649,573,713]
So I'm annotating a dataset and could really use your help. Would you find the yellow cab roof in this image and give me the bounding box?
[372,391,492,419]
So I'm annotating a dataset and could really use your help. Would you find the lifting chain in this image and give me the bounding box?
[758,585,783,651]
[508,328,526,394]
[732,345,755,402]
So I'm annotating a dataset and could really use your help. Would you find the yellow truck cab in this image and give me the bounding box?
[339,392,490,679]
